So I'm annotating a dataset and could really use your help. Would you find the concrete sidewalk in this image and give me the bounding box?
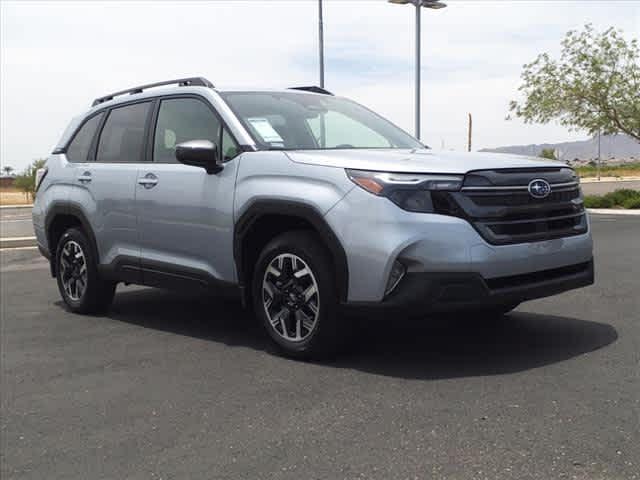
[0,236,37,249]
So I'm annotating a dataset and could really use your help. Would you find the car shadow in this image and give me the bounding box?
[99,287,618,380]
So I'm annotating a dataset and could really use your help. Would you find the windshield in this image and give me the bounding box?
[220,91,424,151]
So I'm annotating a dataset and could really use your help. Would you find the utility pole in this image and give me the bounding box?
[414,3,421,139]
[388,1,447,140]
[597,129,601,181]
[318,0,326,146]
[318,0,325,88]
[467,113,472,152]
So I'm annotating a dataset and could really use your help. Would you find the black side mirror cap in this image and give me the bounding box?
[175,140,222,174]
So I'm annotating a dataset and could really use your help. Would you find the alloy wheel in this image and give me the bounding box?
[262,253,320,342]
[59,240,88,301]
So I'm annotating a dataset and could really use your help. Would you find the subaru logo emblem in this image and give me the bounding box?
[528,179,551,199]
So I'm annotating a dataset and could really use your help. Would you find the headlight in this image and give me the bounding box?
[346,169,463,213]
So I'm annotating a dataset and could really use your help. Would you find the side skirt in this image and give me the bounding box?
[98,256,241,300]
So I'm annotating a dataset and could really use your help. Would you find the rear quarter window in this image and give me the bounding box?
[66,113,104,163]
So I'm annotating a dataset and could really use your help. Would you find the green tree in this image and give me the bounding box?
[14,159,46,201]
[539,148,557,160]
[509,24,640,142]
[2,165,14,176]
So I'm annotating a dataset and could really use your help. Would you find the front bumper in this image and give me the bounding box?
[343,259,594,316]
[325,187,594,303]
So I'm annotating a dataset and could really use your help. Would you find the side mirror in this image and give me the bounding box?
[175,140,222,174]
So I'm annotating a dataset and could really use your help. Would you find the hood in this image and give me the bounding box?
[285,149,566,174]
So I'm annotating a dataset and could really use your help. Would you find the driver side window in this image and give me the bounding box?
[153,98,222,163]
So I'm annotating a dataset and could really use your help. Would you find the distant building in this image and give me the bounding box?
[0,176,16,189]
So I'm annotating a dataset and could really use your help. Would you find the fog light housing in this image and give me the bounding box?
[385,260,406,296]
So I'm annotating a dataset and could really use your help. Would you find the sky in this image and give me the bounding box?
[1,0,639,171]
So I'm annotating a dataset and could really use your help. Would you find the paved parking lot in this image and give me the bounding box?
[1,215,639,479]
[581,180,640,196]
[0,207,32,238]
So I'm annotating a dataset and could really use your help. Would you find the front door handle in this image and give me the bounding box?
[77,171,92,183]
[138,173,158,189]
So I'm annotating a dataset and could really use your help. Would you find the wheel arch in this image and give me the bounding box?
[234,200,349,303]
[45,203,99,277]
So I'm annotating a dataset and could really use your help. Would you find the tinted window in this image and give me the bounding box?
[97,102,150,163]
[153,98,221,164]
[66,113,103,163]
[221,128,239,161]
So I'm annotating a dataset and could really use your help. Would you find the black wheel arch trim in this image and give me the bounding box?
[44,202,100,277]
[234,200,349,303]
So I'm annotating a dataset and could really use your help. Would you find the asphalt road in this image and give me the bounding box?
[0,207,33,238]
[581,180,640,196]
[1,215,639,480]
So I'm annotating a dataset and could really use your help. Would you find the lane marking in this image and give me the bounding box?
[0,246,39,252]
[0,237,37,248]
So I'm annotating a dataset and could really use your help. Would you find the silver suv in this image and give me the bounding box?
[33,77,594,357]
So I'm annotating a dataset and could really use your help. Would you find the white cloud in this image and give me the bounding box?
[1,0,638,170]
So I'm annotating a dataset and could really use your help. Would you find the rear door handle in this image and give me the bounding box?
[138,173,158,189]
[77,171,92,183]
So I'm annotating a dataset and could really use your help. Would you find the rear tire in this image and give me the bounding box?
[252,231,344,359]
[55,227,116,314]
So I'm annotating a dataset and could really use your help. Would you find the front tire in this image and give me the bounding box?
[252,231,343,359]
[55,227,116,314]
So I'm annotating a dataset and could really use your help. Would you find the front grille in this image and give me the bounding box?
[469,188,580,207]
[444,168,588,245]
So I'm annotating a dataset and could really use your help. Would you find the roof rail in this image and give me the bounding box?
[288,86,334,96]
[92,77,214,107]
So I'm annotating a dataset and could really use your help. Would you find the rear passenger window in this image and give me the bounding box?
[96,102,150,163]
[153,98,221,163]
[66,113,103,163]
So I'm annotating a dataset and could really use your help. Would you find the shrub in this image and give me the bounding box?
[539,148,557,160]
[583,195,614,208]
[603,189,640,206]
[622,197,640,209]
[12,158,46,201]
[574,161,640,178]
[583,189,640,208]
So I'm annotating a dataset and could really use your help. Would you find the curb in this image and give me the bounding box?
[588,209,640,216]
[580,177,640,184]
[0,236,37,249]
[0,204,33,209]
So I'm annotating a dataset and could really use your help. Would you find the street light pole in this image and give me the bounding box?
[388,0,447,140]
[414,2,421,139]
[467,113,473,152]
[318,0,325,88]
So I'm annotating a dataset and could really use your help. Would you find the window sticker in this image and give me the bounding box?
[247,117,284,145]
